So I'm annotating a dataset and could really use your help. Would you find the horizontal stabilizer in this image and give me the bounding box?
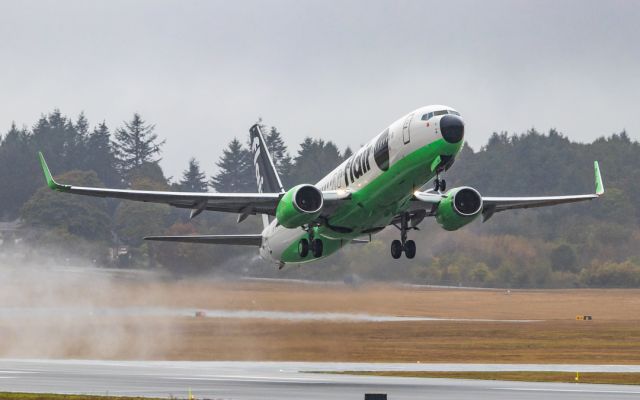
[144,234,262,246]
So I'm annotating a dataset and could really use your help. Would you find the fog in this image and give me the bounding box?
[0,248,176,359]
[0,243,430,360]
[1,0,638,178]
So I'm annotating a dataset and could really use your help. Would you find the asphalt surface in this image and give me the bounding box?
[1,360,640,399]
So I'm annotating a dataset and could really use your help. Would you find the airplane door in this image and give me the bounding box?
[402,113,414,144]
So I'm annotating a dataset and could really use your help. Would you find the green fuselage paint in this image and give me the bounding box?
[260,105,464,265]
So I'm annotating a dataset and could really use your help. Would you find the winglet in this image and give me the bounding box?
[38,152,70,191]
[594,161,604,196]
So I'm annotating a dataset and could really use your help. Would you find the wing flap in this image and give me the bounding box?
[144,234,263,246]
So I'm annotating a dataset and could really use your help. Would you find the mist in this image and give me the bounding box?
[0,245,177,359]
[1,0,638,178]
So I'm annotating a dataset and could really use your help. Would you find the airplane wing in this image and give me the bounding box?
[404,161,604,223]
[144,234,263,246]
[38,152,349,219]
[39,152,280,216]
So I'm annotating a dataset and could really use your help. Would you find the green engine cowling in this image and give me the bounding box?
[435,186,483,231]
[275,184,324,228]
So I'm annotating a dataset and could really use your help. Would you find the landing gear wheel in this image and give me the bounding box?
[391,240,403,259]
[298,239,309,258]
[404,240,416,259]
[312,239,324,258]
[434,177,446,192]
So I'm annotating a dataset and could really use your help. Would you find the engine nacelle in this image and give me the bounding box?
[435,186,483,231]
[275,184,324,228]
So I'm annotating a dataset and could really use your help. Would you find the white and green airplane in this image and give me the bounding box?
[39,105,604,268]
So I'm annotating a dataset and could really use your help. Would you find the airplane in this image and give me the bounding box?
[38,105,604,268]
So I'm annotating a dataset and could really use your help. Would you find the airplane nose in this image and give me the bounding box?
[440,114,464,143]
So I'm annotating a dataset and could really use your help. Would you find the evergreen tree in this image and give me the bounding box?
[290,137,343,184]
[71,112,90,161]
[85,121,120,187]
[32,109,84,172]
[342,146,353,160]
[264,127,293,179]
[210,138,252,192]
[0,123,38,218]
[180,158,208,192]
[113,113,165,174]
[127,162,170,189]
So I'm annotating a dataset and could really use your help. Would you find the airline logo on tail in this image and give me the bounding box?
[251,135,265,193]
[249,124,284,194]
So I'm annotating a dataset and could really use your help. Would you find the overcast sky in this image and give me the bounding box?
[1,0,638,179]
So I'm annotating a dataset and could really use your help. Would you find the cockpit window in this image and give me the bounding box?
[421,109,460,120]
[421,112,434,121]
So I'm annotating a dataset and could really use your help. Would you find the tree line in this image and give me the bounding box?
[1,109,640,288]
[0,110,351,219]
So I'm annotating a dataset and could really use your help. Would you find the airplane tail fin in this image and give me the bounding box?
[249,124,285,228]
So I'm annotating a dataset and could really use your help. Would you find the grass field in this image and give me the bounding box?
[33,279,640,321]
[1,278,640,363]
[5,277,640,320]
[322,371,640,385]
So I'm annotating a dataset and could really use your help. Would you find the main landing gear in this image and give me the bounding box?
[298,226,323,258]
[391,212,417,259]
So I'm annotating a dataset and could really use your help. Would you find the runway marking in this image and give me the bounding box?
[172,375,332,382]
[0,370,33,374]
[495,387,640,394]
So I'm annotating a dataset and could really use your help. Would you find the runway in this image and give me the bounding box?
[1,360,640,399]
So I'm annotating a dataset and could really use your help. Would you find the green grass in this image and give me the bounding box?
[0,393,170,400]
[318,371,640,385]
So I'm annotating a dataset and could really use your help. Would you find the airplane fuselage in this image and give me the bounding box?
[260,105,465,265]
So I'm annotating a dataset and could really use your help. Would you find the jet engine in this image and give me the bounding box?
[435,186,483,231]
[275,184,324,228]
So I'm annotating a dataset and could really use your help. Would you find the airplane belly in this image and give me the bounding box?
[262,225,303,263]
[265,224,345,264]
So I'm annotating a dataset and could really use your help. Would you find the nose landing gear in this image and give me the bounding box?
[390,212,417,259]
[434,175,447,192]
